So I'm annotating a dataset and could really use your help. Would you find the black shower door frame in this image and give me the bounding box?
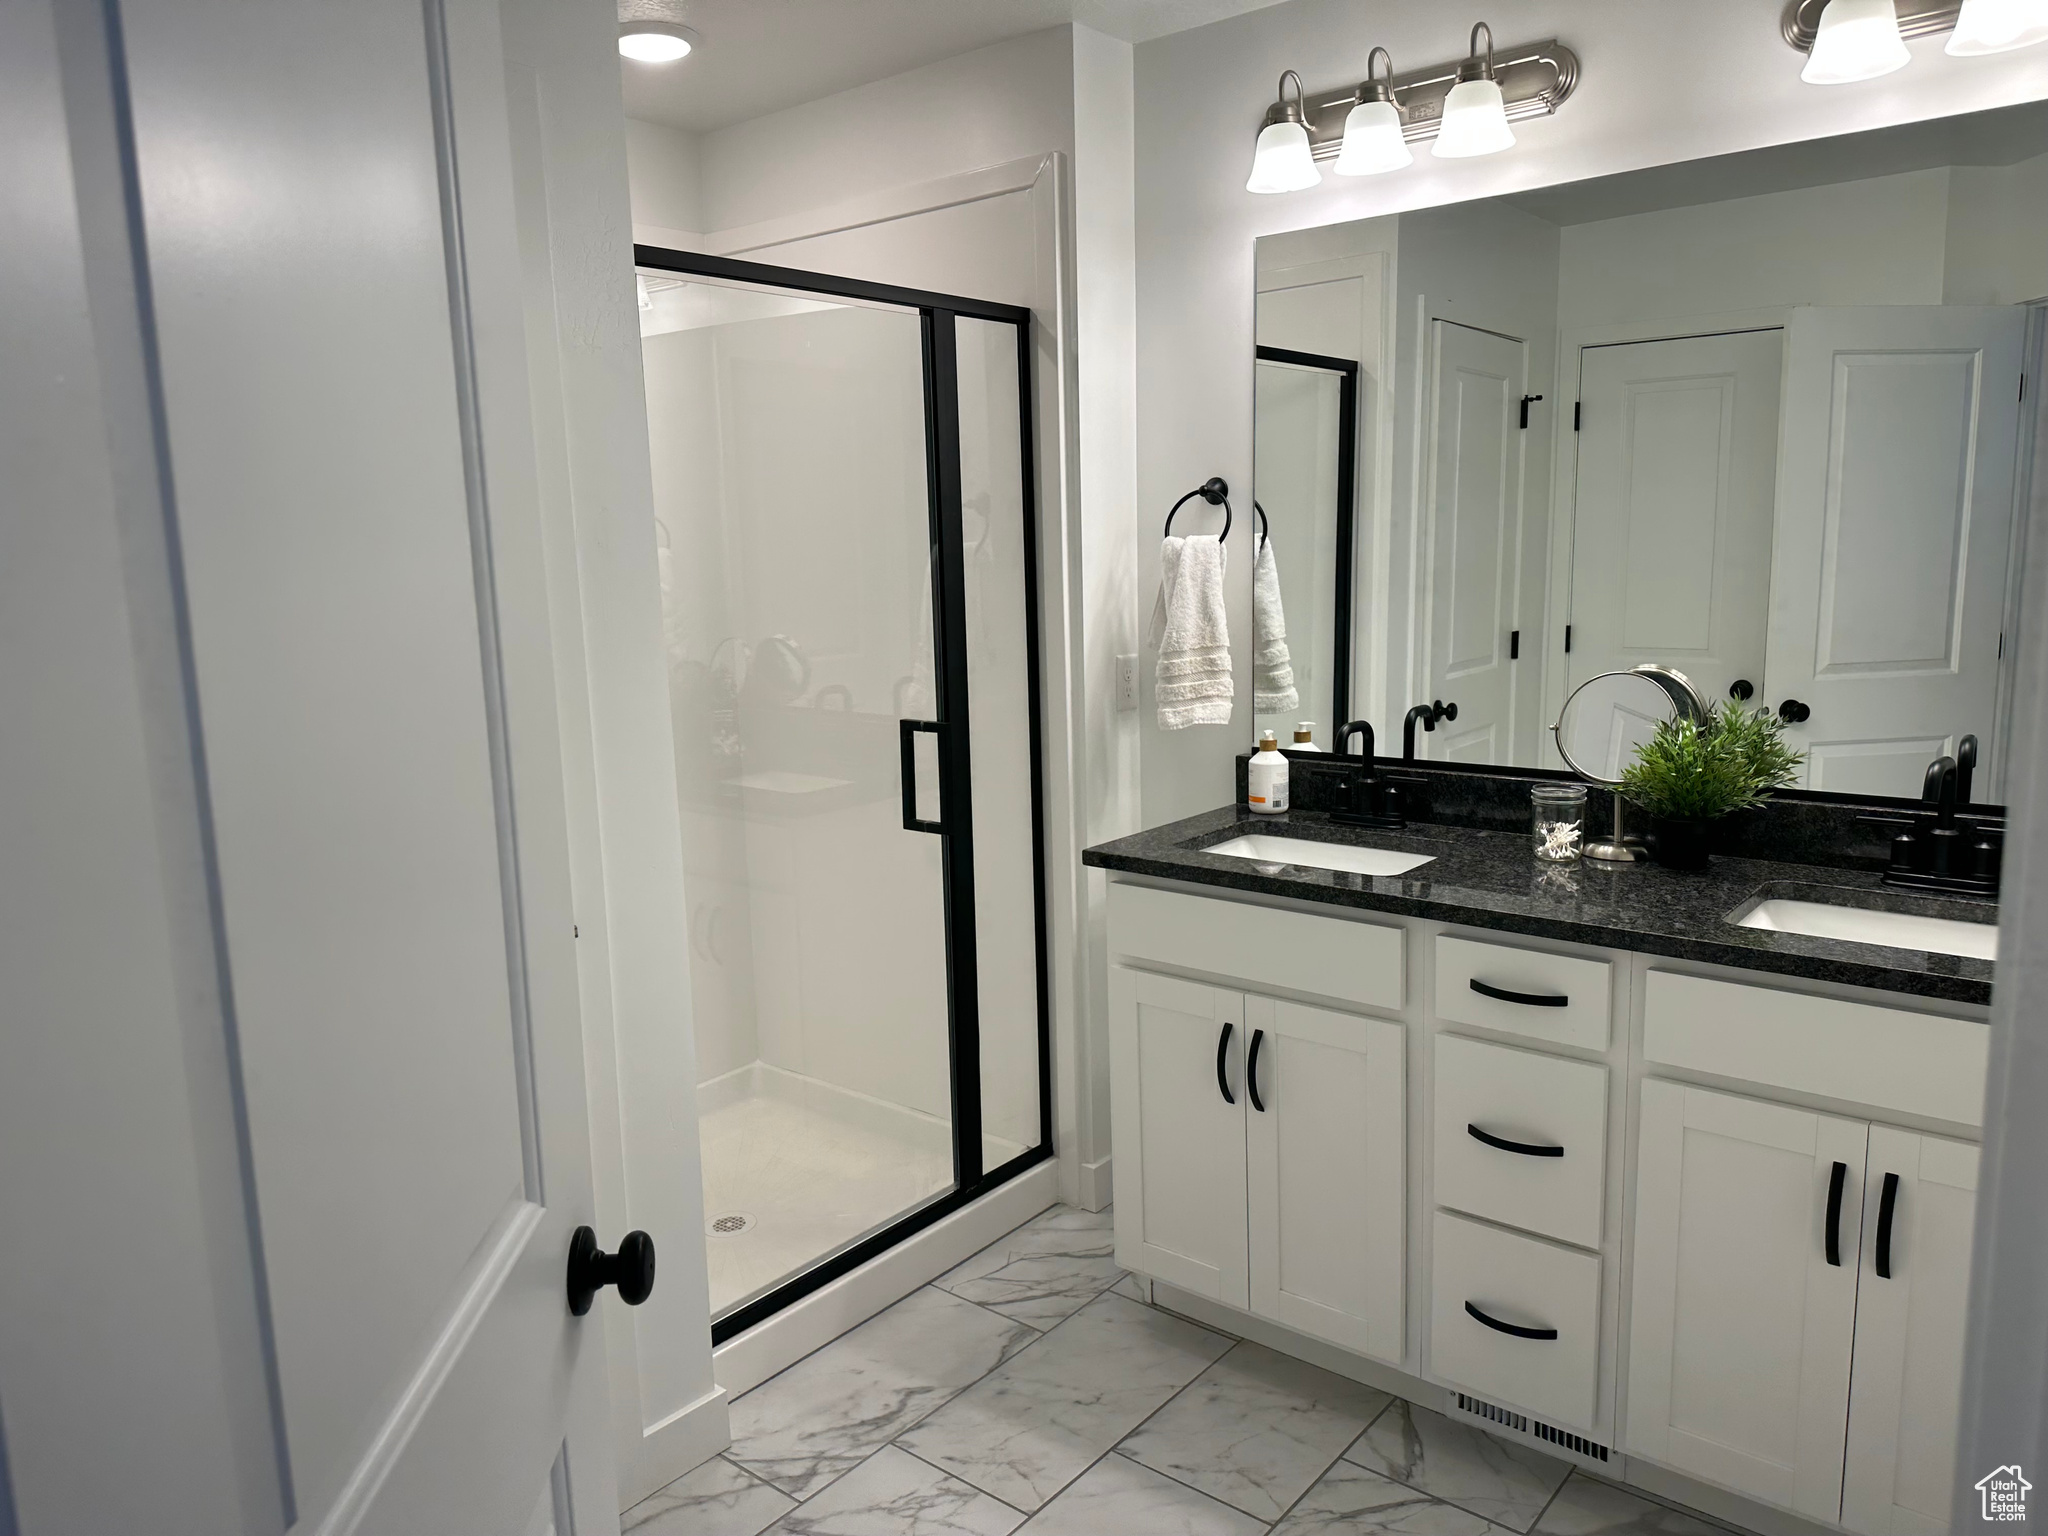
[634,245,1054,1345]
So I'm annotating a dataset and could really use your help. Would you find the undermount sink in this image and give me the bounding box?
[1204,834,1435,878]
[1733,896,1997,961]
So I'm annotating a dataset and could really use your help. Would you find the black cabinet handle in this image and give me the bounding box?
[899,719,943,834]
[1825,1160,1847,1266]
[1464,1300,1558,1340]
[1779,698,1811,724]
[1468,1124,1564,1158]
[567,1226,655,1316]
[1875,1171,1900,1279]
[1216,1021,1235,1106]
[1470,977,1568,1009]
[1247,1029,1266,1113]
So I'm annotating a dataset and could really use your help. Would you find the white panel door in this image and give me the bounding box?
[1423,322,1527,763]
[1842,1130,1980,1536]
[1626,1081,1866,1522]
[1764,306,2025,799]
[1109,968,1250,1306]
[1246,997,1405,1361]
[1568,330,1783,703]
[0,0,619,1530]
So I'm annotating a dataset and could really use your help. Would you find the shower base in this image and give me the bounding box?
[698,1063,1022,1321]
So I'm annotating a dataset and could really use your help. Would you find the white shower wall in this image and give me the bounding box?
[642,298,953,1124]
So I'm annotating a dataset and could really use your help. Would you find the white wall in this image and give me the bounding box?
[1946,150,2048,305]
[1556,168,1950,329]
[626,116,704,238]
[1134,0,2048,823]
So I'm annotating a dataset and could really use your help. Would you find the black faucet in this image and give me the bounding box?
[1333,719,1408,828]
[1862,737,2001,895]
[1402,700,1458,761]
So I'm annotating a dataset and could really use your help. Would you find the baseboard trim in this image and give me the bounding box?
[712,1160,1059,1398]
[1076,1154,1113,1212]
[1152,1282,1445,1408]
[621,1383,729,1507]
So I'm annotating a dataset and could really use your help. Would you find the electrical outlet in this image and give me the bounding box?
[1116,653,1139,712]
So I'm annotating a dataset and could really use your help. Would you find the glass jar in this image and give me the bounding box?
[1531,783,1588,863]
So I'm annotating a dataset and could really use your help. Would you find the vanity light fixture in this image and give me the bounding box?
[1247,70,1323,194]
[1783,0,2045,74]
[1947,0,2048,52]
[1801,0,1911,81]
[1434,23,1517,157]
[1335,49,1413,175]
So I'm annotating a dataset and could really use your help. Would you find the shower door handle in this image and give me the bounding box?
[899,718,945,834]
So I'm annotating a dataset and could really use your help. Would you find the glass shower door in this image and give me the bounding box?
[637,255,1050,1339]
[640,270,958,1326]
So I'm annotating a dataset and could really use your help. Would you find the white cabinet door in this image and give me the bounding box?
[1422,321,1529,764]
[1626,1081,1866,1522]
[1110,968,1249,1305]
[1842,1130,1981,1536]
[1567,329,1783,706]
[1763,305,2025,799]
[1246,997,1405,1361]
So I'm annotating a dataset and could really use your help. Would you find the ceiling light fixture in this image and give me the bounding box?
[1947,0,2048,51]
[1246,71,1322,194]
[1433,23,1517,157]
[1800,0,1911,80]
[1335,49,1413,175]
[618,19,695,62]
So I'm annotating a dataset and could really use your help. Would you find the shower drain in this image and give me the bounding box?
[707,1212,755,1237]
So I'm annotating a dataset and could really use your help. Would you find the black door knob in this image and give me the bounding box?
[1778,698,1811,724]
[1729,679,1754,701]
[567,1226,655,1316]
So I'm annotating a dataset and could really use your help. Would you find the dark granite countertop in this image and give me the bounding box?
[1082,805,1996,1008]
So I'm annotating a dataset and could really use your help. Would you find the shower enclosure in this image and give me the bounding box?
[634,247,1049,1340]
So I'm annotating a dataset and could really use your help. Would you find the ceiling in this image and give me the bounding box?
[618,0,1295,134]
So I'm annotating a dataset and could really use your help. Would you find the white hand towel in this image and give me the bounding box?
[1253,535,1298,713]
[1148,534,1233,730]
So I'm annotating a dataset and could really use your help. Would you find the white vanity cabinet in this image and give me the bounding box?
[1103,873,1989,1536]
[1107,885,1408,1361]
[1627,974,1987,1536]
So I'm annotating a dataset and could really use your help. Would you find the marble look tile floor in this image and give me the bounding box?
[624,1204,1749,1536]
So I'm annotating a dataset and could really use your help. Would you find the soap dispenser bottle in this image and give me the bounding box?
[1248,730,1290,815]
[1292,722,1324,751]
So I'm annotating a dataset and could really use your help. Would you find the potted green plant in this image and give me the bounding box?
[1617,701,1804,869]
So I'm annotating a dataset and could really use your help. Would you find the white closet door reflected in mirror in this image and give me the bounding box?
[1254,98,2047,804]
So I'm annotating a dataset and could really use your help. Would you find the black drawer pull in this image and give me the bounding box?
[1464,1300,1558,1340]
[1875,1171,1900,1279]
[1216,1021,1235,1106]
[1825,1160,1847,1267]
[1247,1028,1266,1113]
[1468,1124,1564,1158]
[1469,978,1568,1009]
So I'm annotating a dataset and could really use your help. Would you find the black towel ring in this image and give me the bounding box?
[1254,501,1269,552]
[1163,477,1232,543]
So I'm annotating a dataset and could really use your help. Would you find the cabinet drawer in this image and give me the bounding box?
[1108,881,1404,1012]
[1434,1035,1607,1249]
[1431,1210,1601,1432]
[1435,936,1611,1049]
[1642,970,1989,1126]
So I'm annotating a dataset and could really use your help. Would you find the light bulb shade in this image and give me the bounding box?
[1335,100,1413,175]
[1246,120,1322,194]
[1432,78,1515,158]
[1947,0,2048,53]
[619,21,694,61]
[1801,0,1910,81]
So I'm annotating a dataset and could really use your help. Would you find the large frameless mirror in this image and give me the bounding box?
[1253,99,2048,807]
